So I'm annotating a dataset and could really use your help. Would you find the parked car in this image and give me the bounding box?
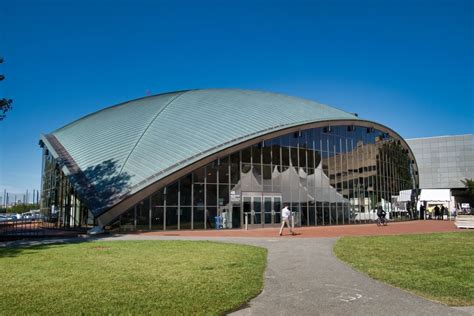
[0,214,21,221]
[22,212,34,220]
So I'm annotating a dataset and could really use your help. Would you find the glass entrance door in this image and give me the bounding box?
[264,196,272,224]
[272,196,281,225]
[253,196,261,225]
[243,193,282,227]
[243,195,261,225]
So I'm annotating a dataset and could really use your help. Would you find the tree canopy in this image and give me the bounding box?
[0,56,13,120]
[461,178,474,195]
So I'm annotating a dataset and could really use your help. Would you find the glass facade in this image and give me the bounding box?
[39,124,418,230]
[113,125,418,231]
[40,147,94,228]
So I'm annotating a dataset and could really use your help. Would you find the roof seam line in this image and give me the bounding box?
[126,118,362,190]
[118,90,191,175]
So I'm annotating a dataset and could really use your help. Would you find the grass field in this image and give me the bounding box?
[334,232,473,306]
[0,240,267,315]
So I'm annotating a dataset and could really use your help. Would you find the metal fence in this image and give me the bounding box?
[0,218,88,240]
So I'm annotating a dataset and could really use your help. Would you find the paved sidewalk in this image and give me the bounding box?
[97,234,469,316]
[1,222,470,316]
[134,220,458,238]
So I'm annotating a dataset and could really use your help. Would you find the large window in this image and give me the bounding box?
[39,148,93,228]
[118,125,417,230]
[41,124,418,231]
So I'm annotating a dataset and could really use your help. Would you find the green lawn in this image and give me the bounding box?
[0,240,267,315]
[334,232,474,306]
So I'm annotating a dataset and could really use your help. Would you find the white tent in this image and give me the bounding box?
[238,163,346,203]
[419,189,451,202]
[397,189,413,202]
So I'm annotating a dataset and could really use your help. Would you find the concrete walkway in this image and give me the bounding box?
[94,234,470,316]
[1,233,471,315]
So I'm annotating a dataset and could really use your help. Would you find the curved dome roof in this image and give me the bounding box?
[42,89,358,215]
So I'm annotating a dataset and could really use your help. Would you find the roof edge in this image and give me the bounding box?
[97,118,419,226]
[52,89,193,135]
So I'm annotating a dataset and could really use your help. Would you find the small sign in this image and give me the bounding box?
[461,203,470,209]
[230,194,240,203]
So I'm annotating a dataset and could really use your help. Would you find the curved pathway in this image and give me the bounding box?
[1,221,470,315]
[226,237,469,316]
[96,234,469,316]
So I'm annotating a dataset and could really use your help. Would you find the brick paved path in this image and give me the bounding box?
[134,220,459,238]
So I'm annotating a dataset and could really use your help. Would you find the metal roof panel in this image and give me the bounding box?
[46,89,358,215]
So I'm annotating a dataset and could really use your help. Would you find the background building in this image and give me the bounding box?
[406,135,474,213]
[39,89,419,231]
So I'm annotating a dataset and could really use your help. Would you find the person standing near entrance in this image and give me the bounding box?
[434,205,440,220]
[279,203,295,236]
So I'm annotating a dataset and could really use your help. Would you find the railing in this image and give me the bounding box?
[0,218,45,238]
[0,217,88,240]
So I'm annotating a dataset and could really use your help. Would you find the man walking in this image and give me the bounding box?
[279,203,295,236]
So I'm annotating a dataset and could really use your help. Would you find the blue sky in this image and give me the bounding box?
[0,0,473,195]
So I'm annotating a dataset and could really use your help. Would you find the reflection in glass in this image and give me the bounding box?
[194,184,204,206]
[264,196,272,224]
[151,207,163,230]
[274,196,281,224]
[207,206,217,229]
[194,206,205,230]
[180,207,191,230]
[105,124,418,231]
[120,207,135,231]
[253,197,261,225]
[136,198,149,230]
[207,184,217,206]
[166,182,178,206]
[166,206,178,230]
[219,162,229,184]
[180,175,192,206]
[271,140,280,166]
[262,145,272,165]
[252,145,261,164]
[206,163,218,183]
[219,184,229,206]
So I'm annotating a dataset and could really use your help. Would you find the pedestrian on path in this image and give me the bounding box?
[279,203,295,236]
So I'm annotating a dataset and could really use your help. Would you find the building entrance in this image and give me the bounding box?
[242,192,282,228]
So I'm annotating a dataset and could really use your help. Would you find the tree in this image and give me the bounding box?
[8,203,40,214]
[0,56,13,120]
[461,178,474,195]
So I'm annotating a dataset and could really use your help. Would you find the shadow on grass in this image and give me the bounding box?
[0,234,126,258]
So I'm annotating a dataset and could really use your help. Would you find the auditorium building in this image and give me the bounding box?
[39,89,419,232]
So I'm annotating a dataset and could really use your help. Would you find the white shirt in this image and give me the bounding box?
[281,206,291,219]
